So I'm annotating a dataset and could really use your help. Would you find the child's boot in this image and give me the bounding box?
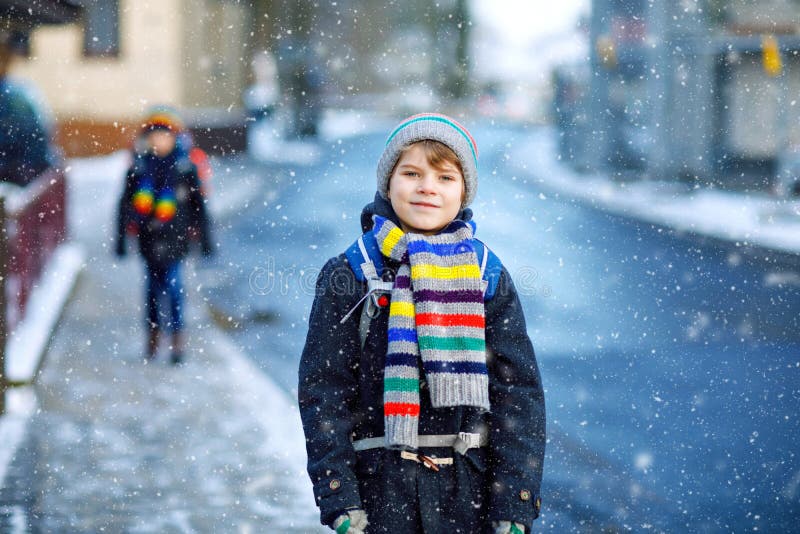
[170,330,185,366]
[145,326,160,362]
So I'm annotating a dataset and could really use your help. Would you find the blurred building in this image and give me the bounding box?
[0,1,80,28]
[1,0,81,175]
[10,0,252,156]
[271,0,470,113]
[8,0,475,153]
[557,0,800,190]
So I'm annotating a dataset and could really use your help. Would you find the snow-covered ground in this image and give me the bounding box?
[58,145,321,530]
[4,112,797,529]
[246,108,396,166]
[247,114,800,257]
[0,144,326,530]
[511,128,800,256]
[5,245,84,383]
[0,388,36,488]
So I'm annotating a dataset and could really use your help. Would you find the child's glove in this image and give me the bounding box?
[331,508,368,534]
[115,240,126,257]
[493,520,526,534]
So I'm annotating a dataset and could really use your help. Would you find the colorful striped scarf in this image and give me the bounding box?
[373,215,490,450]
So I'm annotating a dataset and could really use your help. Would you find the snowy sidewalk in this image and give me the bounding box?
[0,152,326,532]
[511,127,800,258]
[11,260,321,531]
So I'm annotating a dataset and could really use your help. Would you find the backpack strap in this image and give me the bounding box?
[344,232,384,283]
[473,239,502,301]
[343,233,392,349]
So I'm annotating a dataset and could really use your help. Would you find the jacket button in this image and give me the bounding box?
[519,489,531,501]
[329,479,341,491]
[535,496,541,511]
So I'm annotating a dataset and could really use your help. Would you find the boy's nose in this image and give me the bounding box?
[417,175,436,193]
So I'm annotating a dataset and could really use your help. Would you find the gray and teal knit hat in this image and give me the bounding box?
[377,113,479,207]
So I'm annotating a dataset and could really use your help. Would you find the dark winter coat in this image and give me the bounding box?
[299,196,546,533]
[0,77,52,186]
[116,147,212,266]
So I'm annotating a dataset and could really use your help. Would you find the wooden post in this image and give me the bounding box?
[0,196,6,415]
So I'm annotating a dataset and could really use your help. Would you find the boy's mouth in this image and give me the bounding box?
[411,201,439,208]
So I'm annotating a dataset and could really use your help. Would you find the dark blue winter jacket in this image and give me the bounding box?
[116,146,212,266]
[299,195,546,532]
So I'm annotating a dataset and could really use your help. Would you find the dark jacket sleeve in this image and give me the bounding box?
[0,90,49,185]
[485,266,546,525]
[115,167,136,254]
[184,165,213,255]
[298,256,364,526]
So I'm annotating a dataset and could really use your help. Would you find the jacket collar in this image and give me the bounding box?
[359,191,473,233]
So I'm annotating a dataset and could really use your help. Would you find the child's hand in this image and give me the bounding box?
[493,520,526,534]
[331,508,368,534]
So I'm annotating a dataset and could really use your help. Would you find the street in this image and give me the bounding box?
[208,121,800,531]
[5,1,800,531]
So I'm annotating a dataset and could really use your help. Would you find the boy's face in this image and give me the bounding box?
[147,130,177,157]
[387,143,465,235]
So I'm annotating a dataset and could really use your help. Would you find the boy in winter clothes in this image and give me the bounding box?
[299,113,545,533]
[116,108,213,364]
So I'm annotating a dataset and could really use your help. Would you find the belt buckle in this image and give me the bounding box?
[400,450,445,472]
[418,453,440,472]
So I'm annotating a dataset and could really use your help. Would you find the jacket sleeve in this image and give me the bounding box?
[298,256,364,526]
[186,166,213,255]
[0,92,49,185]
[115,167,136,253]
[485,266,546,525]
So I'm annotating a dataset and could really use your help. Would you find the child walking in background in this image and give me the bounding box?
[299,113,545,533]
[116,108,213,365]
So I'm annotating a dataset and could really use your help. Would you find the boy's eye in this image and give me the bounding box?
[440,175,455,181]
[404,171,419,177]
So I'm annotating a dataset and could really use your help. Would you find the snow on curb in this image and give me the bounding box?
[248,108,395,165]
[0,387,37,488]
[6,243,85,383]
[513,130,800,256]
[65,150,130,185]
[318,108,395,141]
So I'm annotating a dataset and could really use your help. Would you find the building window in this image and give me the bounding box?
[83,0,120,57]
